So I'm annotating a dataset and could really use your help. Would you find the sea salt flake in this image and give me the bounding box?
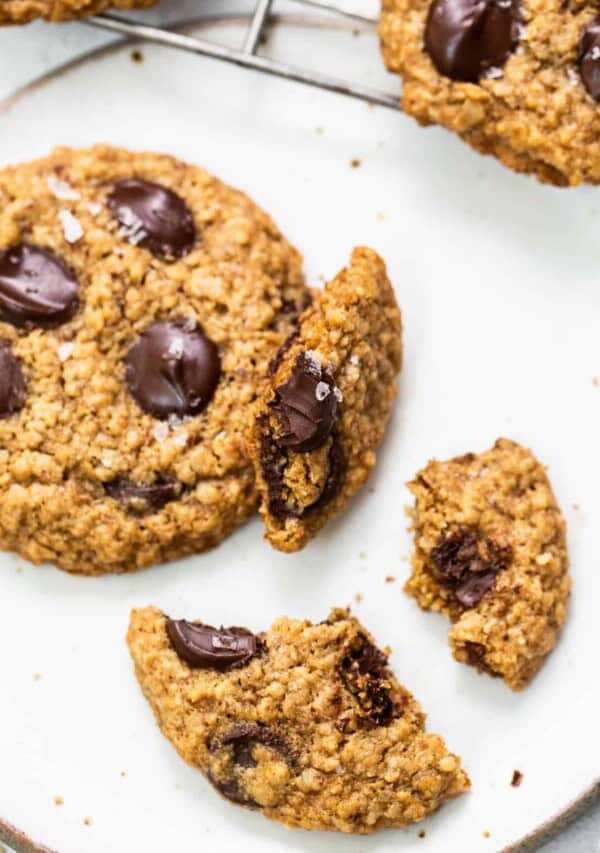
[153,423,169,442]
[315,381,331,401]
[58,209,83,244]
[484,66,503,80]
[350,354,360,366]
[173,431,188,447]
[47,175,80,201]
[567,67,579,87]
[57,342,75,362]
[592,45,600,60]
[87,201,102,216]
[117,205,147,246]
[168,414,183,428]
[333,386,343,403]
[167,339,184,359]
[101,455,113,468]
[304,350,322,375]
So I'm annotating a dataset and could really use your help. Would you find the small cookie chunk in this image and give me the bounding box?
[246,247,402,552]
[0,145,308,574]
[379,0,600,185]
[407,439,570,689]
[127,606,469,833]
[0,0,156,25]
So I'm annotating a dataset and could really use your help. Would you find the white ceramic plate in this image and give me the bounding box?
[0,7,599,852]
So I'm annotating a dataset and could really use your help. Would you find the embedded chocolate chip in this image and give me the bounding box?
[210,723,294,768]
[463,641,500,677]
[305,436,345,515]
[206,772,257,807]
[166,619,258,670]
[425,0,519,83]
[430,525,512,607]
[125,321,220,419]
[268,331,299,376]
[0,341,25,417]
[107,178,196,258]
[338,634,396,727]
[270,353,338,452]
[579,18,600,102]
[104,477,181,510]
[0,244,79,328]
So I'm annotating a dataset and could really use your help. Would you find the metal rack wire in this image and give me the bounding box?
[85,0,401,110]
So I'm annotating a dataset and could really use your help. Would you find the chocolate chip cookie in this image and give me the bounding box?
[127,605,469,832]
[407,439,570,689]
[0,0,155,25]
[379,0,600,185]
[0,145,308,574]
[246,247,402,552]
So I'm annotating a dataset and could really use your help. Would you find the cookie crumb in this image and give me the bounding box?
[354,592,363,604]
[511,769,523,787]
[483,830,491,838]
[315,126,324,135]
[350,158,362,169]
[53,795,64,806]
[120,771,127,777]
[593,376,599,387]
[131,49,144,63]
[376,212,386,222]
[83,816,93,827]
[418,829,426,838]
[385,575,396,583]
[33,672,42,681]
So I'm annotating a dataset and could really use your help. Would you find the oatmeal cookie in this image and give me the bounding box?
[246,247,402,552]
[0,145,308,574]
[0,0,156,25]
[406,438,570,689]
[127,605,469,833]
[379,0,600,185]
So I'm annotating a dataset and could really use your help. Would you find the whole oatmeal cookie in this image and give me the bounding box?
[246,247,402,552]
[127,605,469,832]
[0,0,155,25]
[407,438,570,689]
[0,145,308,574]
[379,0,600,185]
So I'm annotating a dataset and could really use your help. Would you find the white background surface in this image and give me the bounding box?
[0,2,599,851]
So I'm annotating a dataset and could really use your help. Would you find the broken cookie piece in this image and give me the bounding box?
[246,247,402,552]
[407,438,570,690]
[128,606,469,833]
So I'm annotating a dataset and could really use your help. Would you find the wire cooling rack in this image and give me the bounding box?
[85,0,401,109]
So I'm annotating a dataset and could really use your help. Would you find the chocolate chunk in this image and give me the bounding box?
[430,525,511,607]
[579,18,600,102]
[0,244,79,328]
[206,772,257,807]
[104,477,181,511]
[210,723,294,768]
[511,769,523,788]
[166,619,258,670]
[270,353,338,452]
[260,427,345,520]
[125,321,220,419]
[425,0,519,83]
[107,178,196,258]
[268,331,299,376]
[0,341,25,417]
[338,634,396,727]
[463,641,500,677]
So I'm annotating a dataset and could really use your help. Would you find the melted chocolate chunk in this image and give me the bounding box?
[166,619,258,670]
[0,244,79,328]
[104,477,181,511]
[425,0,519,83]
[430,525,512,607]
[210,723,294,768]
[206,772,257,807]
[260,426,345,520]
[268,331,299,376]
[125,321,220,419]
[338,634,396,727]
[0,341,25,417]
[579,18,600,102]
[270,353,338,452]
[107,178,196,258]
[463,640,500,677]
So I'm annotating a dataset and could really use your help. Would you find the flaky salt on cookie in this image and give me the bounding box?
[407,438,570,689]
[246,247,402,552]
[127,605,469,833]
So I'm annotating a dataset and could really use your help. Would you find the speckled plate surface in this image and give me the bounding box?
[0,5,599,852]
